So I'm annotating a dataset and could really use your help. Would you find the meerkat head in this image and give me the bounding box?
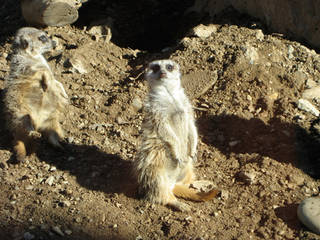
[145,59,181,88]
[12,27,55,56]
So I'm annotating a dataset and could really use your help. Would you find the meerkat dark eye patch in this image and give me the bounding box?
[38,35,48,43]
[166,64,174,72]
[150,64,160,73]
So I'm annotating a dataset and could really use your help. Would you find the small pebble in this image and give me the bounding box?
[297,197,320,234]
[45,176,55,186]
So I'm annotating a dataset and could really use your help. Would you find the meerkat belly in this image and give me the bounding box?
[170,109,189,149]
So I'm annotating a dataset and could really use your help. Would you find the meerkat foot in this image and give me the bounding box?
[48,131,64,149]
[13,140,27,162]
[167,201,191,212]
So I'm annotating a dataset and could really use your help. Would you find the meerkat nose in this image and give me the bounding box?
[160,71,167,78]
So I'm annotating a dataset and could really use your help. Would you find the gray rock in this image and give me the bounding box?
[52,226,64,237]
[23,232,35,240]
[302,86,320,100]
[181,70,218,99]
[297,197,320,234]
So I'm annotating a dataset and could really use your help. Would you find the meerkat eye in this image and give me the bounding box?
[38,35,48,43]
[150,64,160,73]
[166,64,174,72]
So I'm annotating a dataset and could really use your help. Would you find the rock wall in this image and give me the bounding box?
[190,0,320,49]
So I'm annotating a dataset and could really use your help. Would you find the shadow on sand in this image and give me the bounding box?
[197,114,320,179]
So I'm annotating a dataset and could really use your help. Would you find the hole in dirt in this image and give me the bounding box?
[75,0,198,52]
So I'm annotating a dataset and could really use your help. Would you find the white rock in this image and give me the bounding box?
[66,58,87,74]
[255,30,264,41]
[190,24,217,38]
[45,176,55,186]
[302,86,320,100]
[132,97,143,111]
[244,45,259,64]
[297,197,320,234]
[288,45,295,59]
[306,79,317,89]
[297,99,320,116]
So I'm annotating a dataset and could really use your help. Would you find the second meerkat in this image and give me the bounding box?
[134,59,218,211]
[4,27,68,162]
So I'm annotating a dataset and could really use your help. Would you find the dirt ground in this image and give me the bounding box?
[0,1,320,239]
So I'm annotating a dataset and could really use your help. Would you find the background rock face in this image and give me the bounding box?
[192,0,320,49]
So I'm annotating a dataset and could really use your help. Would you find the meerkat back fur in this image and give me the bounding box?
[4,27,68,162]
[134,59,218,211]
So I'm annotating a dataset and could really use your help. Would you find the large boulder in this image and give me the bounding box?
[190,0,320,49]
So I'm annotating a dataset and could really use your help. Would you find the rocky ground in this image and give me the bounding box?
[0,1,320,239]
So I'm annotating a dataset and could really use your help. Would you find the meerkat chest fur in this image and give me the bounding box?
[147,85,192,133]
[143,59,196,163]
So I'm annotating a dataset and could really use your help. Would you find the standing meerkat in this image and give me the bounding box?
[134,59,219,211]
[4,27,68,162]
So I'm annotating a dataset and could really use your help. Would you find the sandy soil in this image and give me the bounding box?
[0,1,320,239]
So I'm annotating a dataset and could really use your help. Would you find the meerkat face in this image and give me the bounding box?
[13,27,55,56]
[145,59,181,87]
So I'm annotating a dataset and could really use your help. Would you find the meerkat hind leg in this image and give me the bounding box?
[47,130,63,149]
[13,139,27,162]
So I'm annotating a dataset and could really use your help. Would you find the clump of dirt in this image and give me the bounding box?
[0,1,319,240]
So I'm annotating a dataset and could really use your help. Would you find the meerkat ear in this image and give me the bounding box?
[40,74,48,92]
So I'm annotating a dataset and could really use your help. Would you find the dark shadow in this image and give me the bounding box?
[35,141,137,198]
[75,0,199,52]
[274,204,300,232]
[0,0,25,46]
[0,220,130,240]
[197,114,320,179]
[0,89,11,151]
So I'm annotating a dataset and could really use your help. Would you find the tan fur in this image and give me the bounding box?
[4,27,68,162]
[134,60,218,211]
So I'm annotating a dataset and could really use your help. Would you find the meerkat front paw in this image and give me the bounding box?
[28,130,42,139]
[191,154,197,162]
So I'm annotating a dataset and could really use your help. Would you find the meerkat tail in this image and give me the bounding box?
[173,184,219,202]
